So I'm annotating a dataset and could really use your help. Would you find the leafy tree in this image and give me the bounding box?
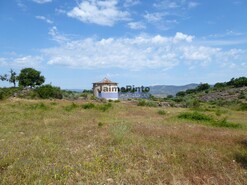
[196,83,210,92]
[9,69,18,87]
[0,74,8,81]
[18,68,45,88]
[185,88,196,94]
[176,91,186,97]
[0,69,18,87]
[214,82,227,89]
[232,77,247,87]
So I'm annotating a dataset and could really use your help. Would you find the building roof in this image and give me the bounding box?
[93,77,118,84]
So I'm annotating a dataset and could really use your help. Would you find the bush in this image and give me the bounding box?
[82,103,95,109]
[64,103,79,112]
[0,87,22,100]
[137,100,146,106]
[98,122,104,127]
[176,91,186,97]
[36,84,62,99]
[157,110,166,115]
[137,100,157,107]
[97,103,112,112]
[214,82,227,89]
[30,102,49,110]
[239,103,247,111]
[178,112,212,122]
[178,112,241,128]
[214,118,241,128]
[0,89,4,100]
[196,83,210,92]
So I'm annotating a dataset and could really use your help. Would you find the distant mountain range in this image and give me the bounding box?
[66,83,199,97]
[149,83,199,97]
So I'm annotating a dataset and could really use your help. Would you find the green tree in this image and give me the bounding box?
[0,74,8,81]
[196,83,210,92]
[9,69,18,87]
[0,69,18,87]
[176,91,186,97]
[18,68,45,88]
[214,82,226,89]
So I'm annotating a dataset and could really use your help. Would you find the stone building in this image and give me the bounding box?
[92,77,118,100]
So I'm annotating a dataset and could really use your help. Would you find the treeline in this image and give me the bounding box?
[0,68,63,100]
[176,77,247,97]
[214,77,247,88]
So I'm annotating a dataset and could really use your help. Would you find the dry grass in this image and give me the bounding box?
[0,98,247,184]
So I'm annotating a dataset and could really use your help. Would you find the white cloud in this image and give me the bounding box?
[174,32,194,42]
[13,56,43,67]
[153,1,179,9]
[124,0,140,7]
[153,0,199,10]
[32,0,52,4]
[67,0,129,26]
[0,58,7,66]
[17,0,27,11]
[144,12,166,22]
[0,56,43,68]
[35,16,53,24]
[188,2,199,9]
[39,29,247,72]
[48,26,70,43]
[128,21,146,29]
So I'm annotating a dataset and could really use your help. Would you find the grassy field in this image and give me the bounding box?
[0,99,247,184]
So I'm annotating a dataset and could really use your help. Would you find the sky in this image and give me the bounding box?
[0,0,247,89]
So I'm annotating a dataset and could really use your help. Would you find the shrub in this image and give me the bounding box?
[82,103,95,109]
[30,102,49,110]
[0,87,22,100]
[214,118,241,128]
[36,85,62,99]
[178,112,241,128]
[178,112,212,122]
[137,100,157,107]
[97,103,112,112]
[98,122,104,127]
[0,89,4,100]
[214,82,227,89]
[137,100,146,106]
[196,83,210,92]
[166,95,173,99]
[239,103,247,111]
[64,103,79,112]
[176,91,186,97]
[157,110,166,115]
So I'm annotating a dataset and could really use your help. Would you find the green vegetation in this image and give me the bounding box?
[178,112,241,128]
[36,84,63,99]
[137,99,157,107]
[0,99,246,184]
[0,69,18,87]
[81,102,95,109]
[97,102,112,112]
[1,72,247,184]
[18,68,45,88]
[157,109,167,115]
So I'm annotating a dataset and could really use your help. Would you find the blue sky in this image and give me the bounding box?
[0,0,247,89]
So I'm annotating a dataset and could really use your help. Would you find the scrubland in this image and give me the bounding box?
[0,99,246,184]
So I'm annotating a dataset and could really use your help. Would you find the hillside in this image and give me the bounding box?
[149,83,198,97]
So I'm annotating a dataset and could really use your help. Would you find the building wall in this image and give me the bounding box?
[93,84,118,100]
